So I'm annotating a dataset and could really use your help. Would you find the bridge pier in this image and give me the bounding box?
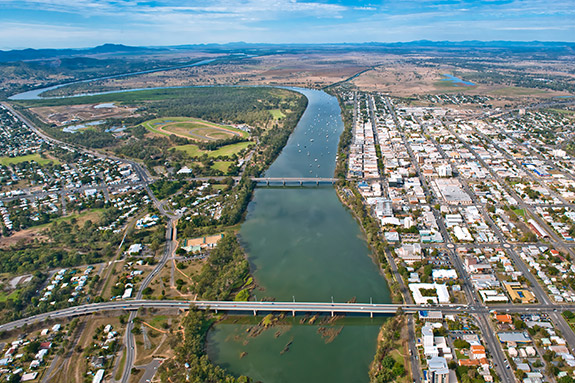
[370,311,373,318]
[283,180,285,186]
[316,180,319,186]
[331,311,334,317]
[299,181,303,187]
[266,180,269,186]
[292,310,296,317]
[253,310,257,316]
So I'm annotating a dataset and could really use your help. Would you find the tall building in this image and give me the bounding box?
[427,356,450,383]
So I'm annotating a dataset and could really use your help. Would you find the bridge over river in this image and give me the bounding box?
[1,300,566,332]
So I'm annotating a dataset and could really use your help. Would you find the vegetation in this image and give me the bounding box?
[0,153,58,166]
[191,234,250,301]
[370,314,409,383]
[0,212,121,274]
[332,91,354,179]
[158,307,251,383]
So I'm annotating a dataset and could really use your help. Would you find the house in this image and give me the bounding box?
[21,373,38,382]
[470,345,486,360]
[495,314,512,324]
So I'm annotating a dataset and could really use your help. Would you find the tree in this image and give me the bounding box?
[453,339,470,349]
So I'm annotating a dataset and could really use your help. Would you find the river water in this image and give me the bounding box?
[10,82,391,382]
[207,88,391,382]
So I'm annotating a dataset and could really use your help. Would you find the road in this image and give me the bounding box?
[384,98,515,383]
[2,299,574,333]
[121,217,178,383]
[135,359,163,383]
[367,95,422,383]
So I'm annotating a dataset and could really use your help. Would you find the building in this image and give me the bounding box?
[426,356,450,383]
[93,369,105,383]
[127,243,142,254]
[419,311,444,322]
[470,345,486,360]
[479,290,509,303]
[432,269,458,281]
[182,234,224,252]
[409,283,450,304]
[495,314,512,324]
[503,282,536,303]
[498,332,532,344]
[384,231,400,243]
[437,164,453,178]
[397,243,423,264]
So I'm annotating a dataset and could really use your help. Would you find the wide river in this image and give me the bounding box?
[207,88,391,382]
[10,83,391,382]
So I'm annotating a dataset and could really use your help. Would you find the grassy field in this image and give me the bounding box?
[0,153,58,166]
[212,161,233,173]
[432,81,467,91]
[34,209,104,230]
[0,290,20,302]
[270,109,286,119]
[490,87,548,96]
[545,108,575,115]
[147,315,169,329]
[142,117,248,141]
[175,141,251,158]
[513,208,526,217]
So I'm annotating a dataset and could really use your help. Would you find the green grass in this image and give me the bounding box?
[175,141,250,158]
[141,117,248,141]
[33,208,105,230]
[0,290,20,302]
[147,315,169,329]
[212,161,233,173]
[491,87,548,96]
[270,109,285,119]
[513,208,526,217]
[175,144,204,157]
[0,153,58,166]
[115,348,127,381]
[545,108,575,116]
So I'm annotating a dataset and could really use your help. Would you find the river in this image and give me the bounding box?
[10,83,391,382]
[207,89,391,382]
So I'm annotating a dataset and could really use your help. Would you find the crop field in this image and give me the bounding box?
[142,117,248,141]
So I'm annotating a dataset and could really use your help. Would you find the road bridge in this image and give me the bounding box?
[0,300,569,333]
[251,177,338,186]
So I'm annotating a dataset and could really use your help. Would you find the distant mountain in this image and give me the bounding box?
[1,41,573,63]
[0,44,161,62]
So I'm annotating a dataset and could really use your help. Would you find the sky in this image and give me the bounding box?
[0,0,573,49]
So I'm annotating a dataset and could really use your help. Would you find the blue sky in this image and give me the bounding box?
[0,0,573,49]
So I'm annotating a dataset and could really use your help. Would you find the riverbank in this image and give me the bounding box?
[334,183,403,304]
[331,91,403,304]
[368,313,412,383]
